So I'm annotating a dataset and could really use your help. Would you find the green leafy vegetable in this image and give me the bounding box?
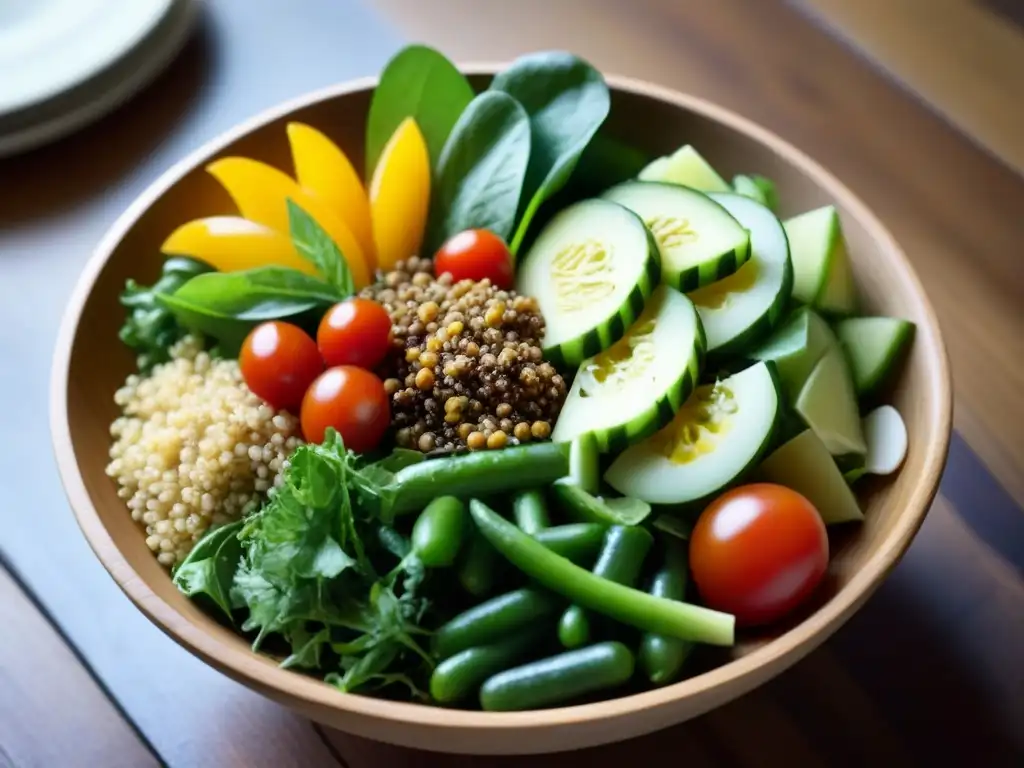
[490,51,610,254]
[172,520,244,620]
[425,91,531,253]
[118,256,213,372]
[156,267,339,352]
[365,44,475,177]
[287,199,355,295]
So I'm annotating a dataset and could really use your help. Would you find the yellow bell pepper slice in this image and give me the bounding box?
[369,117,430,271]
[160,216,319,276]
[206,157,371,288]
[286,122,376,270]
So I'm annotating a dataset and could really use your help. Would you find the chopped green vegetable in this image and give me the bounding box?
[550,481,651,526]
[512,489,550,534]
[639,539,693,685]
[118,256,213,372]
[172,520,244,620]
[286,199,355,295]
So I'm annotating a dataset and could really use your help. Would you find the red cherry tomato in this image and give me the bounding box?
[689,483,828,627]
[317,298,392,369]
[300,365,390,451]
[434,229,514,289]
[240,321,323,412]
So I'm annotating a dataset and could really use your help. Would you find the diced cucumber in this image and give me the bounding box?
[756,429,863,524]
[517,199,660,369]
[568,432,600,494]
[795,345,866,459]
[845,405,908,483]
[552,285,704,452]
[687,193,793,356]
[604,362,781,505]
[834,316,915,398]
[638,145,730,193]
[747,307,834,402]
[732,174,778,212]
[603,182,751,292]
[784,205,857,315]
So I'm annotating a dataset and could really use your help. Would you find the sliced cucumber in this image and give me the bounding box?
[517,199,660,368]
[551,285,703,452]
[845,405,908,483]
[795,345,866,459]
[784,205,857,315]
[638,145,730,192]
[732,174,778,212]
[603,182,751,292]
[687,193,793,356]
[747,307,834,402]
[756,429,863,524]
[834,316,915,398]
[604,362,781,505]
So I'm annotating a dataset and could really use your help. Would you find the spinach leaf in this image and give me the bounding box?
[287,199,354,296]
[491,51,610,255]
[156,266,339,351]
[172,520,244,620]
[365,44,475,178]
[119,256,213,372]
[426,91,531,253]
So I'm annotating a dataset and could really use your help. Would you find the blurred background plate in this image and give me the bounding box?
[0,0,199,157]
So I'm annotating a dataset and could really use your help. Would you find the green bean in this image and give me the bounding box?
[479,642,635,711]
[557,526,653,648]
[429,627,547,704]
[468,499,735,646]
[387,442,570,517]
[411,496,468,567]
[457,528,500,597]
[432,587,563,660]
[531,523,607,565]
[550,481,651,526]
[513,489,550,534]
[639,540,694,686]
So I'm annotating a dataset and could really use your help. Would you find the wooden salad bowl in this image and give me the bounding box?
[50,68,952,755]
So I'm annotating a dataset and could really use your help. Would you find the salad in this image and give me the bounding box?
[106,45,915,711]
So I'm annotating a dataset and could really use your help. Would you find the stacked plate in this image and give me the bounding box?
[0,0,199,157]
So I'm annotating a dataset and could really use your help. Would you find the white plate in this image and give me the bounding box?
[0,0,199,156]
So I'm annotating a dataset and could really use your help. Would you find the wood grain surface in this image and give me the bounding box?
[0,0,1021,765]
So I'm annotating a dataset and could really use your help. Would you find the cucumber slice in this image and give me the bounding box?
[568,432,600,494]
[517,199,660,368]
[845,405,908,483]
[604,362,781,505]
[748,307,834,402]
[756,429,863,524]
[687,193,793,356]
[795,345,866,459]
[834,316,915,398]
[732,174,778,212]
[784,205,857,315]
[638,145,730,192]
[552,285,703,452]
[602,182,751,292]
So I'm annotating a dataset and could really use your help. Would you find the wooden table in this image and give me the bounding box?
[1,1,1021,765]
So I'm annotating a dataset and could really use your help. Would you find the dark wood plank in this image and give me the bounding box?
[0,564,158,768]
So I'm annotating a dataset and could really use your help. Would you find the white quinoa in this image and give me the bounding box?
[106,336,302,567]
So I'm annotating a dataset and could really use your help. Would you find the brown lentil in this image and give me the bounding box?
[361,257,566,453]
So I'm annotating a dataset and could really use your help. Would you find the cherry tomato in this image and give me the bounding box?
[240,321,323,412]
[434,229,514,289]
[317,298,392,369]
[300,365,390,451]
[689,483,828,627]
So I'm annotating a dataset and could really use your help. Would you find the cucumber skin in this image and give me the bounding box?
[542,225,662,370]
[594,312,706,455]
[479,642,635,711]
[834,317,915,398]
[432,588,563,661]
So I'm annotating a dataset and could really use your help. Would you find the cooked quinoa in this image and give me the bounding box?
[361,257,568,454]
[106,336,302,567]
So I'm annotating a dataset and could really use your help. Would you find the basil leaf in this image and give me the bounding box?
[365,44,475,178]
[426,91,531,253]
[287,199,354,296]
[491,51,610,255]
[157,267,338,350]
